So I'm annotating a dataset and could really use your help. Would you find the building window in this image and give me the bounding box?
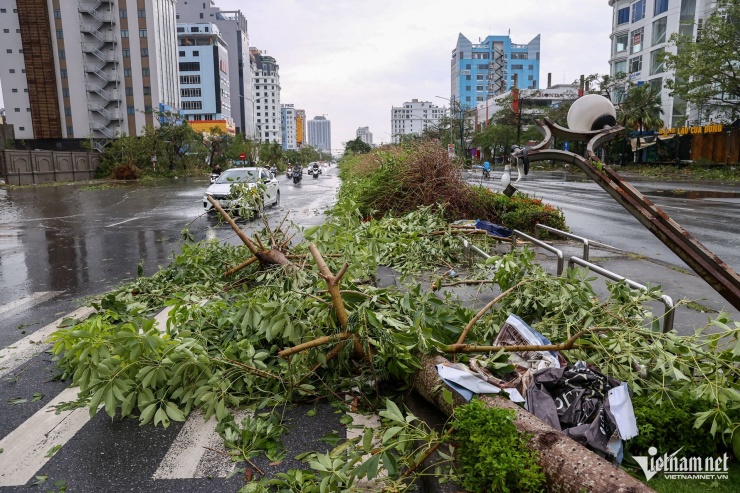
[465,75,471,80]
[56,29,63,39]
[181,87,201,97]
[177,27,184,33]
[14,108,20,112]
[511,64,524,69]
[649,77,662,93]
[65,126,72,135]
[650,48,665,75]
[613,60,627,74]
[617,7,630,25]
[0,9,6,13]
[122,48,130,57]
[476,85,483,91]
[137,9,146,18]
[6,49,11,53]
[124,68,132,77]
[53,10,61,19]
[139,29,147,38]
[11,88,17,93]
[631,0,646,22]
[64,107,71,117]
[143,86,151,95]
[192,50,199,56]
[60,69,67,78]
[121,29,129,38]
[141,48,148,57]
[476,74,484,80]
[125,87,133,96]
[179,62,200,71]
[59,49,65,59]
[654,0,668,16]
[528,75,534,80]
[629,55,642,73]
[179,50,185,57]
[120,9,127,18]
[180,75,201,84]
[127,106,135,115]
[182,101,203,110]
[477,63,488,69]
[19,127,25,131]
[62,88,69,97]
[630,27,644,54]
[652,17,667,45]
[615,33,628,52]
[465,64,471,69]
[142,67,150,76]
[3,29,8,33]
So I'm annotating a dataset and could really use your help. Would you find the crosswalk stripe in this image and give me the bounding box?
[0,291,63,318]
[0,306,95,379]
[152,411,246,480]
[0,387,94,487]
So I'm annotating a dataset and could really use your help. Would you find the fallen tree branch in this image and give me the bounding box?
[214,358,284,381]
[432,279,496,291]
[400,425,456,480]
[456,281,525,345]
[278,332,352,358]
[224,256,258,277]
[414,355,655,493]
[444,328,612,354]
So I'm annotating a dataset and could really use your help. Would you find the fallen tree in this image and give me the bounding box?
[414,354,656,493]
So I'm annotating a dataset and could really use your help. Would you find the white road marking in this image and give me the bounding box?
[0,387,94,486]
[0,306,95,378]
[152,411,247,480]
[0,291,63,318]
[106,217,141,227]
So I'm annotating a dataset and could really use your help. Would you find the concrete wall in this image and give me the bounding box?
[1,150,100,185]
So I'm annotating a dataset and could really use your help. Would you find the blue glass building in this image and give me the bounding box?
[451,33,541,110]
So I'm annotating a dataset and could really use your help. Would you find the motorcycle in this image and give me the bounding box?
[309,164,320,179]
[292,166,302,184]
[270,165,278,178]
[210,173,220,184]
[286,168,293,179]
[482,168,491,180]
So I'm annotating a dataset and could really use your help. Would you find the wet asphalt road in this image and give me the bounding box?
[465,168,740,273]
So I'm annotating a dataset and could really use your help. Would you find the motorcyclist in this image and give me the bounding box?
[482,161,491,179]
[211,163,223,176]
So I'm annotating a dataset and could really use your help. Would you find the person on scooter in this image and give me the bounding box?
[211,163,223,176]
[482,161,491,179]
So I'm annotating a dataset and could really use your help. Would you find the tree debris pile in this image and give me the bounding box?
[338,141,567,233]
[49,200,740,491]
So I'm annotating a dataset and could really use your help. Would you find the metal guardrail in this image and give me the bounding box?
[461,239,492,260]
[511,230,565,276]
[535,224,590,261]
[567,257,675,333]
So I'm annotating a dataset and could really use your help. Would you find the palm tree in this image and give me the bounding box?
[620,84,664,158]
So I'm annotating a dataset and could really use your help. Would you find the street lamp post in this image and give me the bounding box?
[435,95,459,155]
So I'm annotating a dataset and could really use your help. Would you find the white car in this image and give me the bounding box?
[203,167,280,212]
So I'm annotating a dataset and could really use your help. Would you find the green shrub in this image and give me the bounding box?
[454,399,545,493]
[627,394,717,459]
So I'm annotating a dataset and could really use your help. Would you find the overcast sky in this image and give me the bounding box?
[235,0,614,150]
[0,0,614,150]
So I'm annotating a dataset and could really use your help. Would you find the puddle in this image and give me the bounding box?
[645,189,740,199]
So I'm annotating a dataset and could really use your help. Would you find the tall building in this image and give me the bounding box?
[177,23,233,134]
[608,0,722,127]
[356,126,373,146]
[176,2,255,138]
[0,0,179,141]
[295,108,306,147]
[451,33,541,110]
[281,104,297,150]
[391,100,446,144]
[251,48,281,144]
[307,116,331,152]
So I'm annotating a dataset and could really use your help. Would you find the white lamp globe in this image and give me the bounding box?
[501,164,511,188]
[567,94,617,132]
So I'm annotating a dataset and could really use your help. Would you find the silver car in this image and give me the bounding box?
[203,167,280,212]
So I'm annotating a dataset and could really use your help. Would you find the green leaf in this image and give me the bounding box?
[31,392,44,402]
[45,444,62,458]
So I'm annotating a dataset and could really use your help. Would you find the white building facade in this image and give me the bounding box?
[608,0,722,127]
[0,0,180,141]
[391,99,446,143]
[356,126,373,146]
[307,116,331,152]
[177,23,232,131]
[251,48,281,144]
[281,104,297,150]
[176,2,255,138]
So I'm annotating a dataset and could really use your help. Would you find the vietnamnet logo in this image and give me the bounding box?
[634,447,730,481]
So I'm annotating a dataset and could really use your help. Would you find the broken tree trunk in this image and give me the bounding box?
[207,195,292,266]
[414,355,655,493]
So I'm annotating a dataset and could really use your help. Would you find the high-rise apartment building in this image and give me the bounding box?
[0,0,179,141]
[608,0,723,127]
[177,23,233,134]
[281,104,297,150]
[176,1,255,138]
[307,116,331,152]
[356,127,373,146]
[295,109,306,148]
[391,100,446,143]
[251,48,281,144]
[451,33,541,110]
